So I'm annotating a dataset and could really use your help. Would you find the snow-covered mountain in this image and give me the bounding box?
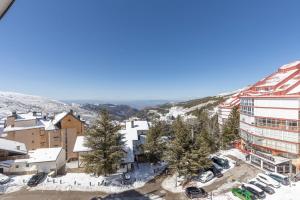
[0,91,96,121]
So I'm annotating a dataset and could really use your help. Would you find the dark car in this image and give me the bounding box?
[185,187,208,199]
[90,197,102,200]
[208,164,223,178]
[27,172,47,187]
[211,156,230,169]
[292,173,300,182]
[242,183,266,199]
[249,180,275,195]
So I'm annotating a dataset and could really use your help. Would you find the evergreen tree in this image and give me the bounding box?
[144,121,165,163]
[209,114,221,152]
[193,110,217,153]
[180,131,212,180]
[222,105,240,148]
[165,117,191,176]
[82,110,125,176]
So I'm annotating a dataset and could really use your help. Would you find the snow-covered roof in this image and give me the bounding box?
[73,136,91,152]
[52,111,68,125]
[0,138,27,154]
[279,60,300,70]
[120,120,149,163]
[74,120,149,163]
[2,111,79,133]
[15,112,43,121]
[242,61,300,97]
[22,147,63,163]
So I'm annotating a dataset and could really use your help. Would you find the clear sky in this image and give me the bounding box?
[1,0,300,101]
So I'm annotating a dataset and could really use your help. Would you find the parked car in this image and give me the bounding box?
[241,183,266,199]
[249,180,275,195]
[27,172,47,187]
[121,172,133,185]
[199,170,214,183]
[90,197,102,200]
[0,173,10,185]
[256,173,280,188]
[292,173,300,182]
[209,164,223,178]
[185,187,208,199]
[231,188,254,200]
[211,156,230,169]
[267,172,290,186]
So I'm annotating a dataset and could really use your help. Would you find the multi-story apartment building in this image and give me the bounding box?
[1,110,85,161]
[218,92,241,129]
[239,61,300,174]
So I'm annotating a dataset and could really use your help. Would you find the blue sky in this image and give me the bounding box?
[1,0,300,101]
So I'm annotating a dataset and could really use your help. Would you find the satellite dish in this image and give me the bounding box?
[0,0,14,20]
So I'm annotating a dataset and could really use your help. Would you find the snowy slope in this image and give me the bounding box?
[0,91,96,121]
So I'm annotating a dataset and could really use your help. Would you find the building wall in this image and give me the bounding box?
[2,149,66,174]
[5,128,47,150]
[3,113,85,161]
[240,97,300,156]
[61,128,78,160]
[60,114,85,135]
[218,107,232,127]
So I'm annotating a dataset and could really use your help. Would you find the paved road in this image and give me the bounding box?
[0,174,185,200]
[0,155,261,200]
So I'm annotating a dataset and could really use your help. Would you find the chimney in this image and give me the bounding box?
[70,109,74,115]
[77,115,80,119]
[131,120,134,128]
[33,111,37,116]
[12,111,17,118]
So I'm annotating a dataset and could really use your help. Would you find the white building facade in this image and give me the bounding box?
[238,61,300,174]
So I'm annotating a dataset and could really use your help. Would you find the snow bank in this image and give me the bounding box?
[161,156,237,193]
[1,163,166,194]
[161,174,184,193]
[219,148,246,161]
[0,174,31,194]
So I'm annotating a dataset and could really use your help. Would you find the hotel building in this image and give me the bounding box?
[219,61,300,174]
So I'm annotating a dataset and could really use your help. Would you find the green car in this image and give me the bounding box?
[231,188,254,200]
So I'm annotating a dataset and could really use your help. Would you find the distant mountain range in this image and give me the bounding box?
[0,91,96,121]
[0,89,239,122]
[62,99,176,109]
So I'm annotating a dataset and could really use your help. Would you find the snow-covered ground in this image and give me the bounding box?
[214,181,300,200]
[162,150,237,193]
[0,91,96,121]
[219,148,247,161]
[0,162,166,194]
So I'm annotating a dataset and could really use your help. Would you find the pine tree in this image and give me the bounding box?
[222,105,240,148]
[82,110,125,176]
[144,121,165,163]
[165,117,191,176]
[193,110,217,153]
[177,125,212,180]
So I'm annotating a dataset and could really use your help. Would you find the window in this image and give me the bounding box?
[26,163,29,167]
[16,146,20,150]
[16,165,19,168]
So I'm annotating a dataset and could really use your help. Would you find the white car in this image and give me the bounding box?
[199,171,214,183]
[266,172,290,185]
[256,173,280,188]
[0,173,10,184]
